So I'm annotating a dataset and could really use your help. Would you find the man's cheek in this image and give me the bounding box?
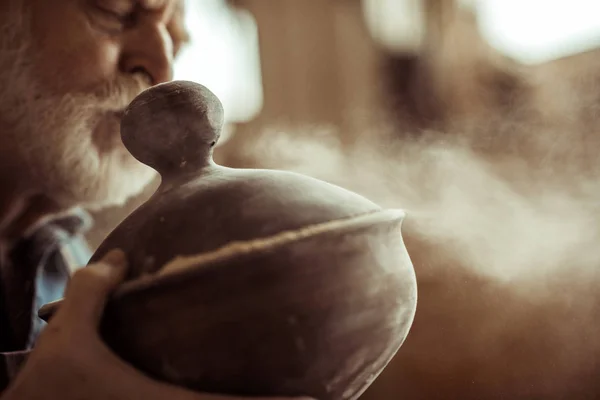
[28,2,121,94]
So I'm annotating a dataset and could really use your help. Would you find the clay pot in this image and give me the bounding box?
[41,81,418,400]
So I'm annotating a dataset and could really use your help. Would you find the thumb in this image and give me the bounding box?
[55,249,128,330]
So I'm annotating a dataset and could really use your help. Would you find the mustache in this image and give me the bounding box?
[91,72,151,111]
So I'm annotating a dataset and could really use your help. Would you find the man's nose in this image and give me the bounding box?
[120,21,174,85]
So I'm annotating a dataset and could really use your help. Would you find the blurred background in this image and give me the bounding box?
[89,1,600,399]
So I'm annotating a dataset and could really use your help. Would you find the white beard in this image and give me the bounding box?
[0,5,158,211]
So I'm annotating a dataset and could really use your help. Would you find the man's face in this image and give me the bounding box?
[0,0,189,210]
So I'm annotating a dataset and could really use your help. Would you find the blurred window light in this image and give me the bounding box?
[363,0,600,64]
[174,0,263,123]
[475,0,600,64]
[362,0,426,53]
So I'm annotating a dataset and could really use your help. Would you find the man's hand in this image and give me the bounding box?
[1,250,313,400]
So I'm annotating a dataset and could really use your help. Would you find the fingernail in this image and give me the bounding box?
[101,248,127,267]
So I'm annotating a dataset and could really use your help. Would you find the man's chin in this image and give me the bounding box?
[88,116,159,210]
[52,157,159,213]
[91,168,157,212]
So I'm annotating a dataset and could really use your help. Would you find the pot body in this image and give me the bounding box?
[41,81,419,400]
[99,209,417,400]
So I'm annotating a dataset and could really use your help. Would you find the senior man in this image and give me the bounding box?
[0,1,312,399]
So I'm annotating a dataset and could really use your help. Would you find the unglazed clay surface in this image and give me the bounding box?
[42,81,418,400]
[93,80,383,276]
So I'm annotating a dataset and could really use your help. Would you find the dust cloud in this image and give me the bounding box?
[232,112,600,398]
[238,121,600,284]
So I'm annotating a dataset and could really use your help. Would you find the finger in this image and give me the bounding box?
[54,249,128,330]
[37,298,63,321]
